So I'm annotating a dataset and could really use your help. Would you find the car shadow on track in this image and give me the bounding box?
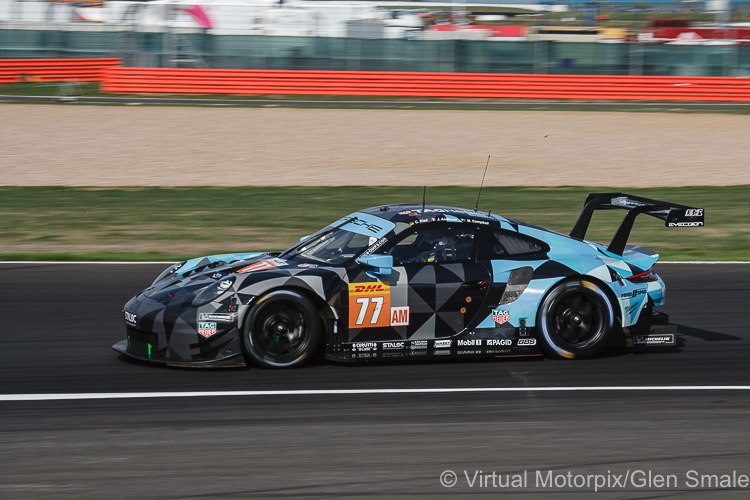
[674,324,743,342]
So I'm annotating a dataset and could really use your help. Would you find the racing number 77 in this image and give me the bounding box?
[355,296,385,326]
[348,283,391,328]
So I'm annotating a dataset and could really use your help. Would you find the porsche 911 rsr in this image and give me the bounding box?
[113,193,704,368]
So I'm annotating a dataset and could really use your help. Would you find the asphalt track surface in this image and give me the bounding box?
[1,263,749,498]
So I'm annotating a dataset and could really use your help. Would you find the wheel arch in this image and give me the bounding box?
[241,284,336,340]
[534,274,616,320]
[535,273,623,358]
[579,273,623,326]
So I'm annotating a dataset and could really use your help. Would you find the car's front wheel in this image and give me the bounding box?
[537,279,615,360]
[242,290,321,368]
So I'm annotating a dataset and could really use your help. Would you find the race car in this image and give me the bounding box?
[113,193,704,368]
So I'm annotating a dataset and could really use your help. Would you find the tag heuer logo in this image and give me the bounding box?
[492,309,510,324]
[198,321,217,338]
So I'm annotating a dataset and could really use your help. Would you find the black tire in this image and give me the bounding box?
[242,290,321,368]
[537,279,615,360]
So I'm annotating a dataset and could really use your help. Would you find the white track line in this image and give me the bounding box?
[3,386,750,402]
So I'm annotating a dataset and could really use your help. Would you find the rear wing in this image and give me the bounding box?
[570,193,704,256]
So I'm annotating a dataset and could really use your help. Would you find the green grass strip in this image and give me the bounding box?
[0,186,745,262]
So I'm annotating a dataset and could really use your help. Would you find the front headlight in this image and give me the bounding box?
[192,277,235,306]
[152,261,186,286]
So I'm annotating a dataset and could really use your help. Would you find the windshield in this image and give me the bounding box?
[281,228,374,265]
[281,212,396,265]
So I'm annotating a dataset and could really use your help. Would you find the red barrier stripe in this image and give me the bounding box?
[101,66,750,85]
[0,58,121,83]
[13,65,739,102]
[100,84,750,101]
[99,77,750,94]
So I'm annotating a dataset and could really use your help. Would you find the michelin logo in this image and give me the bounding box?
[634,334,676,345]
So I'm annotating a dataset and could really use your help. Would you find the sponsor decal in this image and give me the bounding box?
[425,208,473,215]
[352,342,377,352]
[124,311,137,325]
[621,289,647,299]
[390,306,410,327]
[409,340,428,350]
[634,334,675,345]
[367,237,388,253]
[383,342,405,350]
[487,339,512,346]
[398,210,420,216]
[611,197,646,208]
[624,303,639,316]
[198,313,236,322]
[348,283,391,329]
[668,221,703,227]
[331,213,395,239]
[237,258,287,274]
[434,339,452,348]
[297,263,318,268]
[685,209,703,217]
[611,197,628,207]
[457,339,482,347]
[198,321,217,338]
[341,216,384,236]
[350,283,388,294]
[517,338,537,346]
[492,309,510,324]
[382,351,405,359]
[487,349,512,355]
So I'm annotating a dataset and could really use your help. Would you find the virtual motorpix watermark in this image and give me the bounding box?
[439,469,750,492]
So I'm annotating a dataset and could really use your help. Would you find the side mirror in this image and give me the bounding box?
[359,254,393,277]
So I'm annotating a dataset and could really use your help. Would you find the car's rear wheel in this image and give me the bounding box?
[537,279,614,360]
[242,290,321,368]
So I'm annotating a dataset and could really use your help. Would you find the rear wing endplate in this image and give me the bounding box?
[570,193,704,256]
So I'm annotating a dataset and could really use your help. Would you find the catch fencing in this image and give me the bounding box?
[3,27,750,77]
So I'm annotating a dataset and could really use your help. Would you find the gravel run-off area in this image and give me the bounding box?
[3,104,749,187]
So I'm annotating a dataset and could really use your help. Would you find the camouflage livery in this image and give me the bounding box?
[113,193,704,368]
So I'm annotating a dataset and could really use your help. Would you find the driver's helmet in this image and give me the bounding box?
[427,233,468,262]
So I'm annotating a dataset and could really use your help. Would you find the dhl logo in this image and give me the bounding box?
[349,283,390,295]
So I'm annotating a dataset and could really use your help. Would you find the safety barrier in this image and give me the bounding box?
[0,58,121,84]
[100,67,750,102]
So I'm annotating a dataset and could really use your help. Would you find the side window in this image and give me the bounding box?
[387,226,476,265]
[478,230,546,260]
